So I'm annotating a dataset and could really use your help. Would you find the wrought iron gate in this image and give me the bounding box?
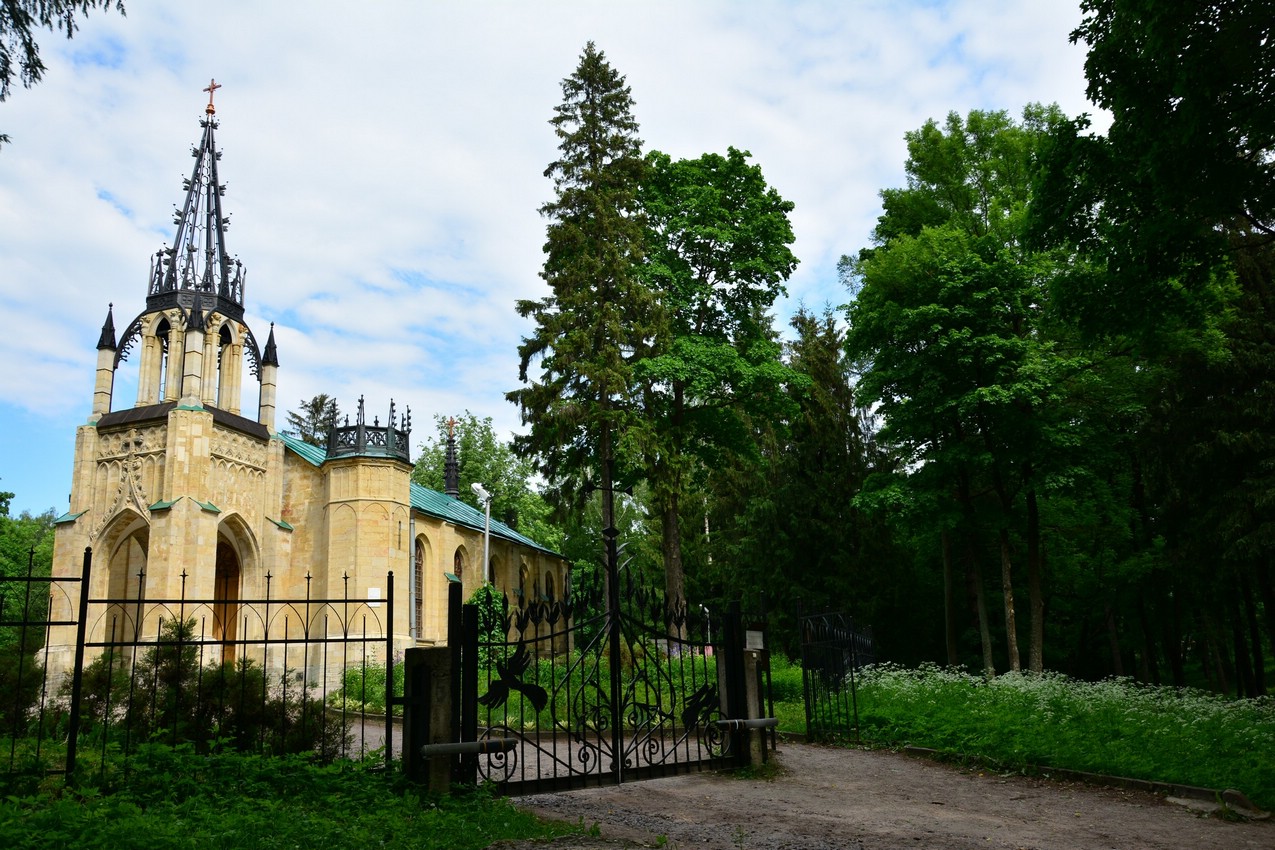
[799,610,874,743]
[456,567,749,794]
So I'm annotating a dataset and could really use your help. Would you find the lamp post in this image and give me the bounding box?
[471,482,492,585]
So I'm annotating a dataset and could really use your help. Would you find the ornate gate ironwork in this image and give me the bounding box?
[799,610,874,743]
[457,567,747,794]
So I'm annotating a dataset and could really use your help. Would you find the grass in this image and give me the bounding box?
[777,661,1275,811]
[0,746,579,850]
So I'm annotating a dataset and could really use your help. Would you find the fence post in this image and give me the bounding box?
[64,546,93,783]
[446,577,462,781]
[603,524,623,785]
[459,602,478,785]
[384,571,394,773]
[721,600,746,765]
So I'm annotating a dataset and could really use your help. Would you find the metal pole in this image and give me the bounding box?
[65,547,93,783]
[483,499,491,585]
[603,451,623,786]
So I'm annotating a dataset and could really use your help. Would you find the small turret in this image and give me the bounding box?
[92,304,117,418]
[258,324,279,431]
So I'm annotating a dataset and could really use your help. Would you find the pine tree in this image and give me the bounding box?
[284,394,339,447]
[507,42,659,533]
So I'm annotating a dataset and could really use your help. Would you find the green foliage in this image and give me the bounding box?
[284,393,339,447]
[633,146,799,602]
[845,105,1094,674]
[0,641,44,733]
[65,619,350,759]
[850,664,1275,810]
[696,306,910,657]
[1033,0,1273,334]
[0,747,577,849]
[328,659,404,715]
[412,411,556,539]
[0,507,55,704]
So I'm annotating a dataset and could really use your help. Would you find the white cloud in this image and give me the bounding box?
[0,0,1100,514]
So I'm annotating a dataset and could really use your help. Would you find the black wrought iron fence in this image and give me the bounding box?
[456,566,752,795]
[0,547,85,787]
[2,547,397,790]
[799,610,875,743]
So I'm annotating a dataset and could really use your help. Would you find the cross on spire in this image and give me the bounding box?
[204,78,222,115]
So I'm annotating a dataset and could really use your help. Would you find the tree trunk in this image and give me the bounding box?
[1104,603,1124,677]
[662,494,687,640]
[1242,574,1266,696]
[1257,560,1275,668]
[941,530,960,667]
[1026,489,1043,673]
[1230,591,1255,698]
[1137,596,1160,685]
[957,471,994,676]
[1210,620,1234,696]
[998,527,1020,672]
[965,540,995,677]
[1165,590,1186,687]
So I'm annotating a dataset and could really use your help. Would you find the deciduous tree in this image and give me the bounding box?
[846,106,1081,672]
[633,147,798,605]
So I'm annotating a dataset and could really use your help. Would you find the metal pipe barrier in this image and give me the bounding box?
[419,738,519,757]
[715,718,779,731]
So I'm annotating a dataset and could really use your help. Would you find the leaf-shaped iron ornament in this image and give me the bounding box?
[680,682,718,730]
[478,641,549,714]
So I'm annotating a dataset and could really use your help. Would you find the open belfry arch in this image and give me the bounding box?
[50,83,567,678]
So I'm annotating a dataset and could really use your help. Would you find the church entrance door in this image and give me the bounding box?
[213,541,240,664]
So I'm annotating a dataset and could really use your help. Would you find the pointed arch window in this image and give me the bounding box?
[155,317,172,400]
[453,548,464,580]
[414,539,425,638]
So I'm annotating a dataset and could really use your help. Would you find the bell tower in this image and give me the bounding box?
[52,83,290,659]
[101,80,274,424]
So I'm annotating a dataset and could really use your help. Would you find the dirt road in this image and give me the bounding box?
[506,743,1269,849]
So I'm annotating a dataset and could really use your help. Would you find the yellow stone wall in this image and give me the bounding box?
[52,404,569,677]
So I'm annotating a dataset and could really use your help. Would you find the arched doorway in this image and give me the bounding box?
[102,512,149,643]
[213,541,241,664]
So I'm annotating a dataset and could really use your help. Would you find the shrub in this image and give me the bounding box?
[61,618,350,759]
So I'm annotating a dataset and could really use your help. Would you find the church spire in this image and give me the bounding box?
[146,80,246,323]
[444,417,460,497]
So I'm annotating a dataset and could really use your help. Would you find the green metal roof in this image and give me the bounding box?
[279,432,560,558]
[281,433,327,467]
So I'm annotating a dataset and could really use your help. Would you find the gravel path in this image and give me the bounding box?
[499,742,1269,850]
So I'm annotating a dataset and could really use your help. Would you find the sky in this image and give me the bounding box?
[0,1,1103,517]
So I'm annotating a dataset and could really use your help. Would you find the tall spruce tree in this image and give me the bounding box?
[508,43,659,536]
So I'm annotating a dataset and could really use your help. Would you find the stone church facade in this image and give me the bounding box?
[48,95,565,672]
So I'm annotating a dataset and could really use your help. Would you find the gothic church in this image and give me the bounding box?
[49,92,566,670]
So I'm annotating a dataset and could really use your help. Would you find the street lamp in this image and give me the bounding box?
[471,482,492,585]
